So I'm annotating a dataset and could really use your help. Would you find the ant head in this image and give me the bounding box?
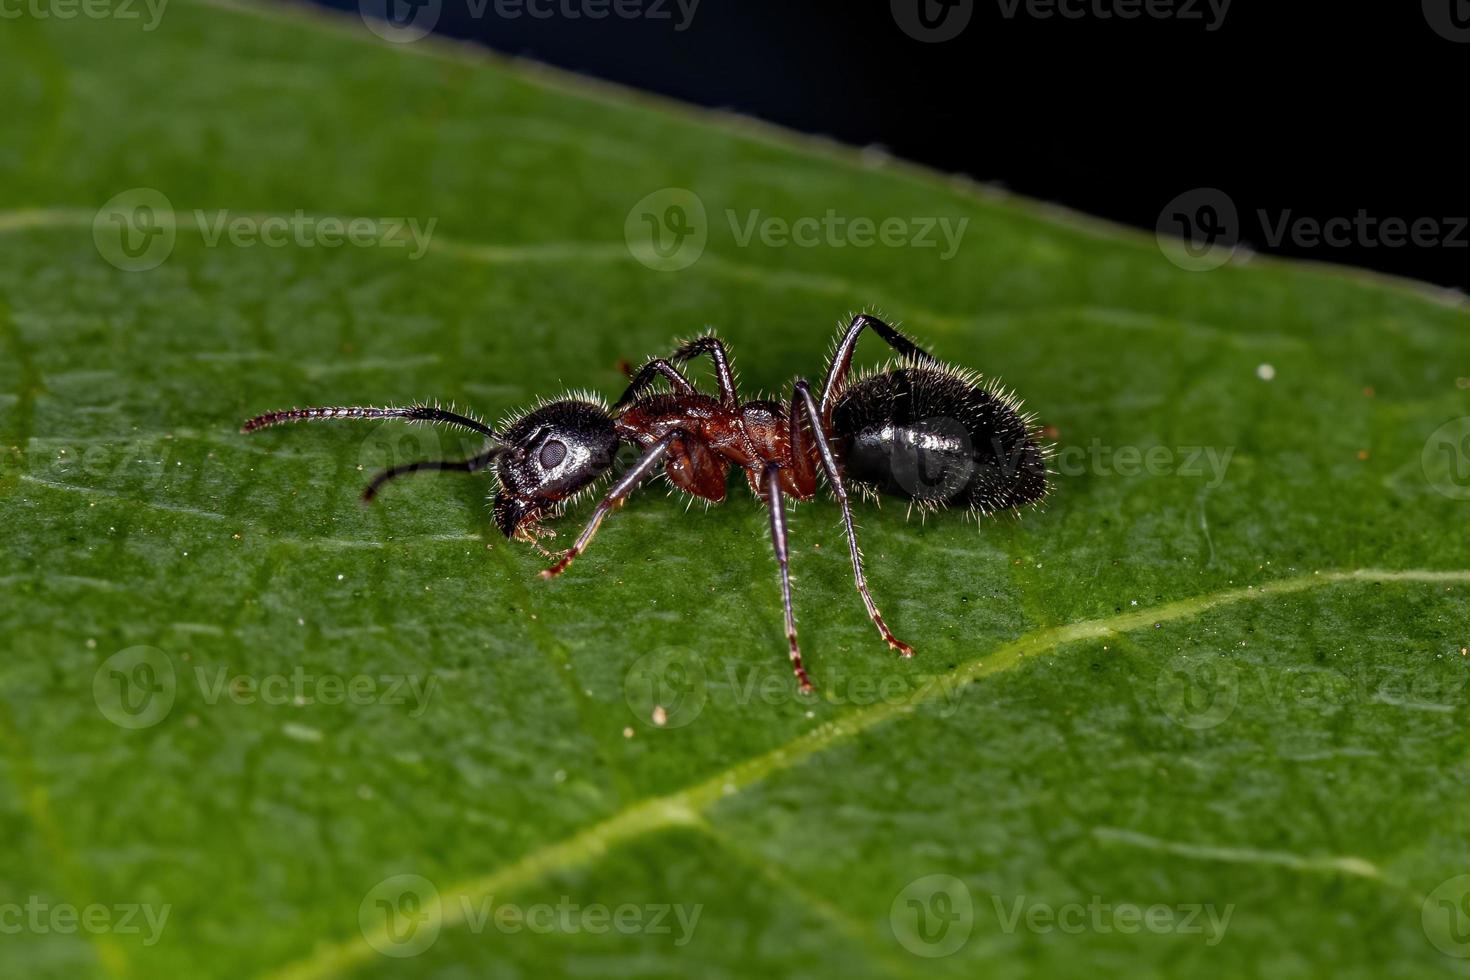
[492,397,620,539]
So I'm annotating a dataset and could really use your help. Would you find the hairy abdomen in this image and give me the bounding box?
[830,366,1049,513]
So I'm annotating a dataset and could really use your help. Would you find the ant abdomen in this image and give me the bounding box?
[830,365,1049,513]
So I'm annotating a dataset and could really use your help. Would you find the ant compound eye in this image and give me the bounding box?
[538,438,568,470]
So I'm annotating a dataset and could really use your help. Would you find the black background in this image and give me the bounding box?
[314,0,1468,290]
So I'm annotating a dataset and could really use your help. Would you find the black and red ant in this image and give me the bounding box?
[242,314,1050,690]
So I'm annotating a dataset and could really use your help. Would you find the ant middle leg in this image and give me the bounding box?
[612,360,696,412]
[792,379,915,657]
[540,430,682,579]
[612,334,740,411]
[670,335,738,405]
[761,463,813,692]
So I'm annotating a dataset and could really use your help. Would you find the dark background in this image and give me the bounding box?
[314,0,1468,291]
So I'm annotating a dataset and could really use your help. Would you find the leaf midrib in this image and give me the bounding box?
[264,567,1470,980]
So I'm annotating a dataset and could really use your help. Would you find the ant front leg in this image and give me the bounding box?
[820,314,939,419]
[540,430,681,579]
[361,443,503,503]
[792,379,915,657]
[761,463,813,692]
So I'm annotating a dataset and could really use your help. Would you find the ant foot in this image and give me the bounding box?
[539,548,578,579]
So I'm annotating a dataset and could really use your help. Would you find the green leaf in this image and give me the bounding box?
[3,3,1469,977]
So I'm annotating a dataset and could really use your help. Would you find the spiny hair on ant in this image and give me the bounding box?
[241,314,1051,691]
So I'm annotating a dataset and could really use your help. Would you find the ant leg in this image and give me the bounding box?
[361,444,502,503]
[762,463,813,692]
[241,404,499,440]
[671,335,738,405]
[792,380,915,657]
[819,314,939,419]
[540,430,681,579]
[612,360,696,412]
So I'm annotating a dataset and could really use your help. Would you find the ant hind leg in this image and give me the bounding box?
[819,314,939,419]
[792,379,914,657]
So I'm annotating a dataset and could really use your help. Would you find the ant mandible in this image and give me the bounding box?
[241,314,1050,691]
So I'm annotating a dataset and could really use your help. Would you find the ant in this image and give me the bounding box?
[241,314,1050,691]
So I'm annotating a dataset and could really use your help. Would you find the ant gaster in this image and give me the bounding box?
[242,314,1050,691]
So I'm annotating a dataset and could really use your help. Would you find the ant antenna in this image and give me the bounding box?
[240,404,500,441]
